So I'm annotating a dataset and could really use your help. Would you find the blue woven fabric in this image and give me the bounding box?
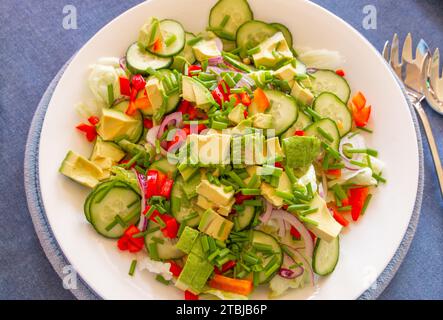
[1,0,442,299]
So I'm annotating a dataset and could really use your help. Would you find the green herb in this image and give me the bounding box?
[372,172,387,183]
[316,127,334,142]
[219,14,231,28]
[338,205,352,212]
[155,274,170,285]
[240,188,261,195]
[128,259,137,276]
[357,126,373,133]
[346,148,378,157]
[287,204,310,212]
[164,34,177,47]
[361,194,373,215]
[243,199,262,206]
[187,36,203,46]
[152,236,165,244]
[228,171,247,188]
[247,46,261,56]
[107,84,114,106]
[148,242,159,260]
[299,207,318,216]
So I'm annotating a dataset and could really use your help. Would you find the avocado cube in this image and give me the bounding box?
[176,253,214,294]
[59,151,104,188]
[198,209,233,241]
[282,136,321,168]
[176,226,200,254]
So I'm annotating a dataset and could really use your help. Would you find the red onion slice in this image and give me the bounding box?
[133,169,148,231]
[284,246,315,285]
[208,56,224,66]
[339,133,367,170]
[157,112,183,139]
[260,200,273,223]
[272,210,314,259]
[278,266,304,279]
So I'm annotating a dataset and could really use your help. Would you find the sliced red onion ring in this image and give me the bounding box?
[283,246,315,285]
[260,200,273,223]
[278,266,304,279]
[208,56,224,66]
[119,57,127,72]
[157,112,183,139]
[339,133,366,170]
[133,169,148,231]
[235,74,254,89]
[146,125,160,146]
[272,210,314,259]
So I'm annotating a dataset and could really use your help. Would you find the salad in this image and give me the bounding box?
[59,0,386,300]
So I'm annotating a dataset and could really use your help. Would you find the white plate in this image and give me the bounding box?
[38,0,419,300]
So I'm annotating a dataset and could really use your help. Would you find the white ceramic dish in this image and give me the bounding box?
[38,0,419,299]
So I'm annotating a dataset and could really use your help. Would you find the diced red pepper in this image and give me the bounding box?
[143,118,153,129]
[161,215,179,239]
[169,261,183,277]
[252,88,269,112]
[290,226,301,240]
[348,187,369,221]
[117,225,144,253]
[160,179,174,199]
[352,104,371,127]
[177,100,191,114]
[229,93,241,106]
[87,116,100,125]
[243,110,248,119]
[329,206,350,227]
[234,194,254,204]
[156,171,167,190]
[212,88,225,107]
[335,69,345,77]
[129,87,138,102]
[240,92,251,106]
[119,77,131,96]
[214,260,237,274]
[352,92,367,109]
[212,80,231,107]
[294,130,305,136]
[187,65,202,77]
[146,170,159,198]
[185,290,199,300]
[131,74,146,91]
[76,123,97,142]
[274,162,283,169]
[152,38,162,53]
[325,169,342,178]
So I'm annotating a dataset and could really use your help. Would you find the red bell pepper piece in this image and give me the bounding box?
[329,206,350,227]
[229,93,241,106]
[335,69,345,77]
[352,92,367,109]
[348,187,369,221]
[251,88,269,112]
[119,77,131,96]
[160,179,174,199]
[143,118,153,129]
[131,74,146,91]
[87,116,100,125]
[240,92,251,106]
[187,65,202,77]
[177,100,191,114]
[212,88,225,106]
[325,169,342,178]
[146,170,159,198]
[352,104,371,127]
[243,110,248,119]
[161,215,179,239]
[294,130,305,136]
[117,225,144,253]
[169,261,183,277]
[185,290,199,300]
[290,226,301,240]
[76,123,97,142]
[234,194,254,204]
[274,162,283,168]
[152,39,162,53]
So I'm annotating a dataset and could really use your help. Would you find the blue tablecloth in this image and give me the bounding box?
[0,0,441,299]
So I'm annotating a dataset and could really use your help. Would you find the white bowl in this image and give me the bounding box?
[38,0,419,299]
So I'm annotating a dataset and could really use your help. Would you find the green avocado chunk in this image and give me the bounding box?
[175,253,214,294]
[282,136,321,168]
[176,226,200,254]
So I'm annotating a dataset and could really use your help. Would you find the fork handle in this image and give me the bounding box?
[414,102,443,197]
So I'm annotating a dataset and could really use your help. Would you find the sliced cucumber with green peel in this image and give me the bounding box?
[270,23,293,48]
[251,231,283,284]
[209,0,253,41]
[304,118,340,150]
[110,100,144,143]
[310,69,351,103]
[313,92,352,137]
[221,39,237,52]
[262,89,299,136]
[170,32,197,71]
[88,183,140,238]
[145,221,185,260]
[126,42,172,76]
[281,110,312,139]
[147,19,185,57]
[313,236,340,276]
[236,20,278,57]
[170,177,201,227]
[149,158,177,178]
[233,206,255,231]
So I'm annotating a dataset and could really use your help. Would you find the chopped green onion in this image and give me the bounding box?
[219,15,231,28]
[128,259,137,276]
[372,172,387,183]
[201,236,210,252]
[152,236,165,244]
[349,160,368,168]
[240,188,261,195]
[332,184,347,200]
[208,249,221,262]
[338,205,352,212]
[164,34,177,47]
[243,199,262,206]
[361,194,373,215]
[304,107,322,121]
[357,126,373,133]
[155,274,170,285]
[211,120,228,130]
[187,36,203,46]
[253,243,274,253]
[316,127,334,142]
[299,207,318,216]
[346,148,378,157]
[247,46,261,56]
[148,242,159,260]
[228,171,247,188]
[107,84,114,106]
[287,204,310,212]
[297,215,319,226]
[275,190,295,201]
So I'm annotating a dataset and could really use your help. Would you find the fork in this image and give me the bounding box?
[383,33,443,197]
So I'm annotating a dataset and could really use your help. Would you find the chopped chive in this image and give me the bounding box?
[148,242,159,260]
[357,126,373,133]
[216,240,226,248]
[165,34,177,47]
[285,165,297,185]
[208,249,221,262]
[304,107,322,121]
[107,84,114,106]
[316,127,334,142]
[230,88,245,94]
[332,184,347,200]
[223,185,234,193]
[306,182,313,198]
[155,274,170,285]
[240,188,261,195]
[146,226,161,234]
[128,259,137,276]
[247,174,260,189]
[152,236,165,244]
[144,205,157,219]
[208,237,216,252]
[293,191,311,202]
[177,222,186,238]
[211,120,229,130]
[233,216,240,231]
[372,172,387,183]
[149,20,159,45]
[223,73,236,88]
[243,253,259,265]
[154,215,166,228]
[201,236,210,252]
[219,15,230,28]
[220,178,239,189]
[218,222,227,238]
[275,190,295,201]
[346,148,379,157]
[243,199,262,206]
[337,205,352,212]
[299,207,318,216]
[321,142,341,160]
[327,162,345,170]
[287,204,310,212]
[228,171,247,188]
[361,194,373,215]
[105,218,119,232]
[253,243,274,253]
[218,248,231,259]
[253,272,260,286]
[297,215,319,226]
[187,36,203,46]
[349,160,368,168]
[247,46,261,56]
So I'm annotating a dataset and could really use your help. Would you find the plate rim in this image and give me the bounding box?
[24,1,424,300]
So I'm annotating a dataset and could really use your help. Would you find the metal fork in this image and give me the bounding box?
[383,33,443,197]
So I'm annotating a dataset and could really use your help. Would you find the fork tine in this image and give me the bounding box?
[430,48,440,88]
[382,41,390,62]
[416,39,430,66]
[402,33,413,63]
[390,33,401,77]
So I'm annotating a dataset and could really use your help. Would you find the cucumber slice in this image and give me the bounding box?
[252,231,283,284]
[89,184,140,238]
[236,20,278,57]
[262,89,299,136]
[313,236,340,276]
[281,110,312,139]
[110,100,144,143]
[170,32,197,72]
[147,19,185,57]
[149,158,177,178]
[313,92,352,137]
[234,206,255,231]
[209,0,253,41]
[126,42,172,76]
[304,118,340,150]
[221,39,237,52]
[138,69,180,116]
[145,221,185,260]
[171,177,201,227]
[310,69,351,103]
[270,23,293,48]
